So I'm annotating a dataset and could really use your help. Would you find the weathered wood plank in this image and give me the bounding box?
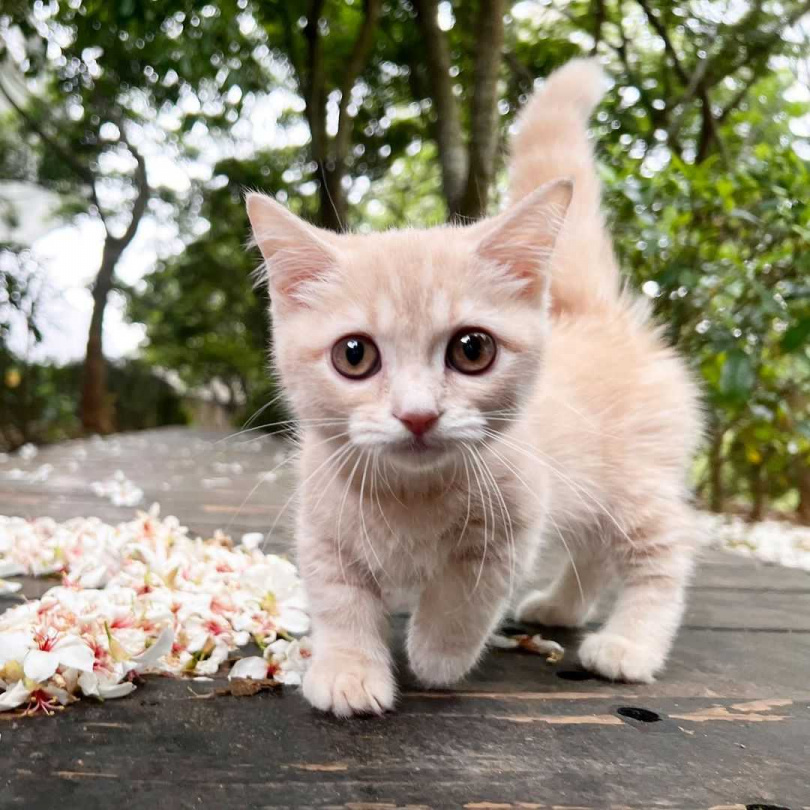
[2,670,807,809]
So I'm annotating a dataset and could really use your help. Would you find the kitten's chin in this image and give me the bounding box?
[383,441,457,474]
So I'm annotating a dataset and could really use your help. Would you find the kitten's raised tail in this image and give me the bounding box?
[508,58,619,312]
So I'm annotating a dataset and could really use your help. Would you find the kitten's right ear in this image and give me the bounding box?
[246,193,340,306]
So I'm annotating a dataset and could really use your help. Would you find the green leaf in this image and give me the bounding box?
[719,351,755,401]
[781,318,810,353]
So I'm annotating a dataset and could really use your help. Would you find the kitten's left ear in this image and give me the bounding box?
[474,177,573,298]
[246,192,341,307]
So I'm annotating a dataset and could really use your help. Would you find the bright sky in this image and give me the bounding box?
[3,183,172,364]
[28,218,151,363]
[2,85,308,366]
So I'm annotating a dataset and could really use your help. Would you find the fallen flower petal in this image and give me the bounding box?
[240,533,263,550]
[52,638,96,673]
[23,649,60,683]
[97,682,137,700]
[131,626,174,673]
[0,680,31,711]
[0,632,33,666]
[228,656,269,680]
[0,578,22,595]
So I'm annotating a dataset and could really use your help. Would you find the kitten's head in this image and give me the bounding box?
[247,180,571,475]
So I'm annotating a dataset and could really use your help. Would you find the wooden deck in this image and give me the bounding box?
[1,428,808,809]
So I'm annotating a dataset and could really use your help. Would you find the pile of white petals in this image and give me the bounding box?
[0,506,310,715]
[704,513,810,571]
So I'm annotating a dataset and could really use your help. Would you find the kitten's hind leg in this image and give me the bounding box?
[578,516,696,683]
[515,549,605,628]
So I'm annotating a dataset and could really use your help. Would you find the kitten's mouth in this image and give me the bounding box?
[404,436,442,453]
[387,437,451,465]
[407,436,432,451]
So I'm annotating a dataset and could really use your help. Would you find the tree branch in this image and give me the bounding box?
[665,56,710,143]
[116,136,149,249]
[591,0,606,54]
[412,0,468,215]
[635,0,689,84]
[695,86,727,164]
[0,73,94,186]
[503,50,534,96]
[716,71,759,123]
[635,1,732,162]
[704,0,810,88]
[606,7,675,149]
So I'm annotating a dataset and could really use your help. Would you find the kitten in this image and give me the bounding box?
[246,58,702,717]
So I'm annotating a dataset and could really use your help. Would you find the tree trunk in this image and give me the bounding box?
[302,0,379,232]
[708,425,725,513]
[317,161,347,231]
[797,461,810,526]
[412,0,468,216]
[80,239,122,434]
[318,0,380,231]
[457,0,505,220]
[748,463,766,522]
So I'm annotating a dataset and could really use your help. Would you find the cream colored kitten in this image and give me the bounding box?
[246,59,702,717]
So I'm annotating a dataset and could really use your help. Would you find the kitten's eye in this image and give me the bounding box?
[447,329,497,375]
[331,335,381,379]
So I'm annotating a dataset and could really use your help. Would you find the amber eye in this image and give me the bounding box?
[446,329,497,375]
[331,335,381,379]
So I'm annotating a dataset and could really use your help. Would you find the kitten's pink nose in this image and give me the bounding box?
[396,411,440,437]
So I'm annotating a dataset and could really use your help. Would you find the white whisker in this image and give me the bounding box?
[483,441,584,603]
[485,429,636,550]
[358,451,384,586]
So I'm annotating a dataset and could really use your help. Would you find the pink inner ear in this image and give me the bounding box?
[246,193,339,305]
[477,238,557,293]
[474,178,572,297]
[263,240,338,301]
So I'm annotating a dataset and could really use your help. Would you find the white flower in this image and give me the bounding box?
[265,637,312,685]
[0,631,33,668]
[90,471,144,507]
[24,636,96,682]
[0,630,95,683]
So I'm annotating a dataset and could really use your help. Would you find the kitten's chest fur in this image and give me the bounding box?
[298,437,544,590]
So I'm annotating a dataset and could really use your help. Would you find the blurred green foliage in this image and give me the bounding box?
[2,0,810,519]
[0,354,188,449]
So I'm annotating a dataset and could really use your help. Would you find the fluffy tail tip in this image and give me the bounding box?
[536,57,609,118]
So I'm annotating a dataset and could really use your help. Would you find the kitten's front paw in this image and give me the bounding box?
[302,653,395,717]
[578,632,662,683]
[407,631,479,687]
[515,589,590,628]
